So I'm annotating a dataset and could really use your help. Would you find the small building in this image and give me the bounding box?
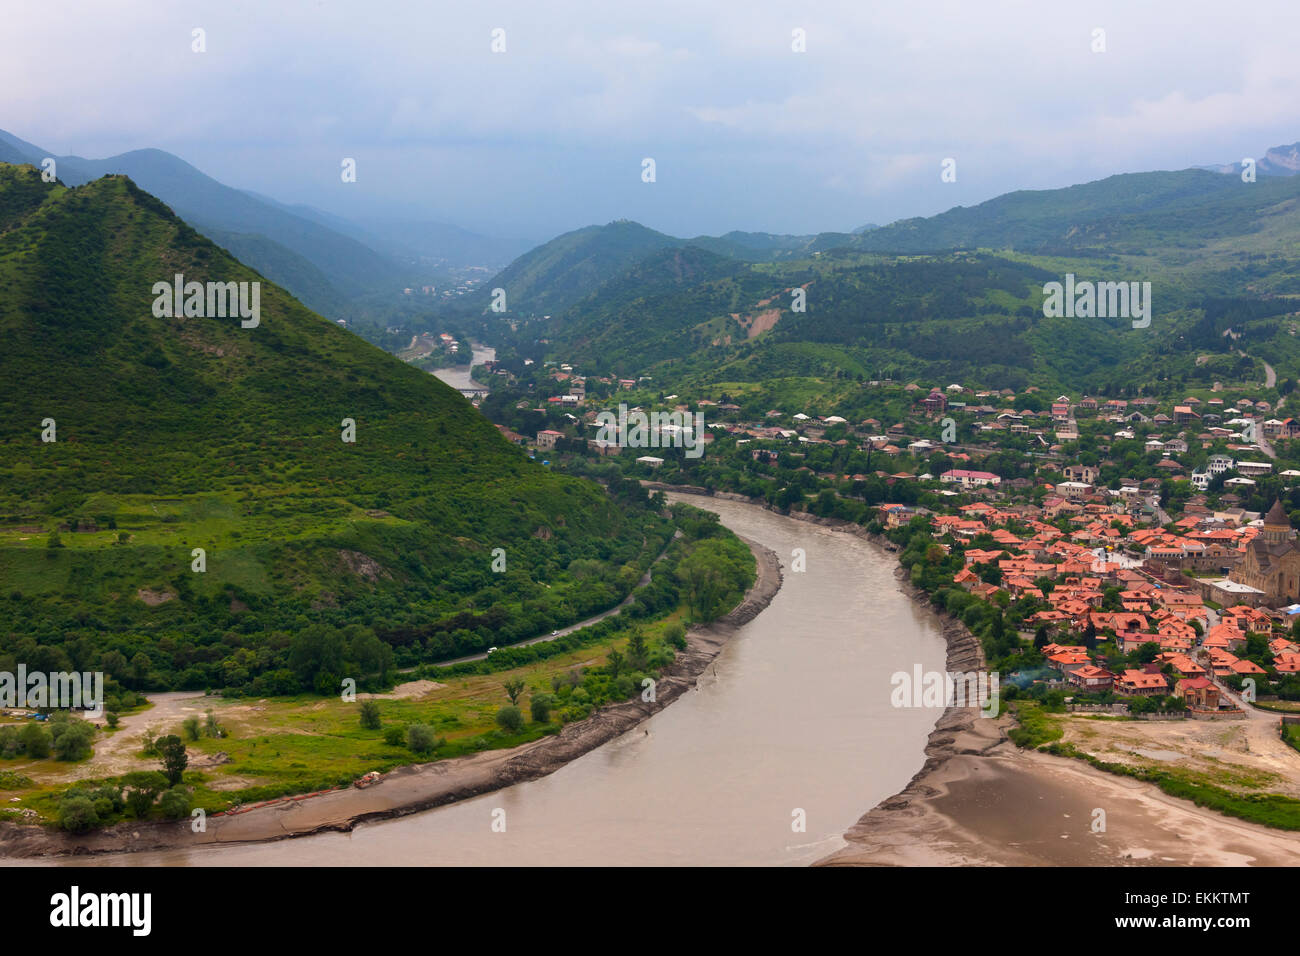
[1116,669,1169,696]
[1177,677,1220,711]
[1055,480,1093,500]
[939,469,1001,488]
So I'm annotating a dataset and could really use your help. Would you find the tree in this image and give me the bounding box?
[122,771,167,819]
[57,795,99,833]
[503,678,525,705]
[130,652,151,686]
[21,721,51,758]
[626,631,649,670]
[158,786,191,819]
[606,649,625,678]
[495,705,524,733]
[406,723,437,755]
[182,716,201,741]
[51,719,95,761]
[359,700,381,730]
[157,734,188,786]
[530,693,555,723]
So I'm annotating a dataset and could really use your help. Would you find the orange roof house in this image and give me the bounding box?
[1117,669,1169,696]
[1177,676,1220,711]
[1067,664,1116,689]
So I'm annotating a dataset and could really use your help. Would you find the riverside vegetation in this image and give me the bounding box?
[0,163,753,830]
[529,441,1300,832]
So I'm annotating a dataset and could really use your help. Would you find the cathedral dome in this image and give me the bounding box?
[1265,499,1291,529]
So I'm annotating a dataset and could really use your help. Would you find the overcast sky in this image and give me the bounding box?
[4,0,1298,241]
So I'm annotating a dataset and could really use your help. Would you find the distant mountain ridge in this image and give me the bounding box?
[0,129,529,321]
[476,137,1300,327]
[463,137,1300,401]
[1202,141,1300,177]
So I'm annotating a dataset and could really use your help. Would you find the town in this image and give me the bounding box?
[472,356,1300,729]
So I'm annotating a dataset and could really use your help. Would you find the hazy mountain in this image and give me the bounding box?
[1203,141,1300,177]
[0,130,461,317]
[479,149,1300,396]
[478,219,682,315]
[350,218,536,271]
[242,194,533,272]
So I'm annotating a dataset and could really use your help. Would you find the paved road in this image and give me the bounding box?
[402,532,681,670]
[1208,673,1286,726]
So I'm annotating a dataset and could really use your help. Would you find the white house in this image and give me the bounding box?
[1056,480,1094,500]
[1207,455,1235,475]
[940,469,1001,488]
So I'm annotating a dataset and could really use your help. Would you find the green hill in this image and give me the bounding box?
[847,168,1300,259]
[0,130,409,308]
[479,219,682,316]
[464,157,1300,397]
[0,163,670,694]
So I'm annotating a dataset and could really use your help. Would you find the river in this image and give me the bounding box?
[431,343,495,394]
[58,495,947,867]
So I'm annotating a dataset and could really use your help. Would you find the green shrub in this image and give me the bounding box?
[530,694,555,723]
[663,622,688,650]
[360,700,381,730]
[57,795,99,833]
[21,722,51,758]
[383,724,406,746]
[126,788,156,819]
[51,719,95,761]
[406,723,438,755]
[157,786,191,820]
[495,705,524,733]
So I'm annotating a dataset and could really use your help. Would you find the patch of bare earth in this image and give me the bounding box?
[1058,712,1300,797]
[740,308,781,338]
[362,680,447,701]
[338,549,389,582]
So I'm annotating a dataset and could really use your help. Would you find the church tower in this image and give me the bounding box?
[1261,500,1295,545]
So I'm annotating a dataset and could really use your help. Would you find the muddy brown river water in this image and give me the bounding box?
[60,495,947,866]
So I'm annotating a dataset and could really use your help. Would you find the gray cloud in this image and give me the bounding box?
[2,0,1297,238]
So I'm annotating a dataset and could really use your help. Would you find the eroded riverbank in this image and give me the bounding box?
[0,534,781,859]
[20,493,950,865]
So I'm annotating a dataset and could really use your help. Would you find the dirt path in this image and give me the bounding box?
[15,691,209,784]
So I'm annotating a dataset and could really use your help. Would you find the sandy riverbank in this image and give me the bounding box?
[816,540,1300,867]
[0,535,782,858]
[644,485,1300,866]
